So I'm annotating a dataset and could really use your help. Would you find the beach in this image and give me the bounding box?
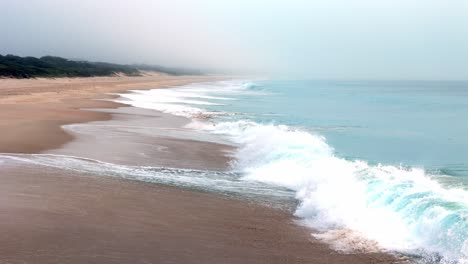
[0,73,217,153]
[0,74,402,263]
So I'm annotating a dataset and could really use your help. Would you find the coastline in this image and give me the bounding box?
[0,73,219,153]
[0,75,403,263]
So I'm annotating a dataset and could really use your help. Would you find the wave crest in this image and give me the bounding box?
[205,120,468,263]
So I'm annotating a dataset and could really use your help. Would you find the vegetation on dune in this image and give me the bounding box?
[0,54,139,78]
[0,54,203,78]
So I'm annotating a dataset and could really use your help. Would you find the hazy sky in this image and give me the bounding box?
[1,0,467,79]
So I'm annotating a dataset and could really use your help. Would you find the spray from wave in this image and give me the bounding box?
[116,80,467,263]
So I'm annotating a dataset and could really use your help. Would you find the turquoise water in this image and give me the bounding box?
[210,80,468,180]
[115,79,468,263]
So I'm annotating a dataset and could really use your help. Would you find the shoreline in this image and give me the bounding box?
[0,75,403,263]
[0,73,220,153]
[48,106,234,171]
[0,159,402,264]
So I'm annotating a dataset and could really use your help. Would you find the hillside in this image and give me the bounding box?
[0,54,203,78]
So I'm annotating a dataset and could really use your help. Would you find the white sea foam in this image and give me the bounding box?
[113,79,468,263]
[0,153,293,209]
[115,81,258,118]
[204,120,468,263]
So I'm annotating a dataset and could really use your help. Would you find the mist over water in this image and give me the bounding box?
[1,0,467,79]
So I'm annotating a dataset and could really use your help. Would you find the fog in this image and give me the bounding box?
[1,0,467,79]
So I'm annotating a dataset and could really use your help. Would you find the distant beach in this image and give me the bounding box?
[0,73,215,153]
[0,74,402,263]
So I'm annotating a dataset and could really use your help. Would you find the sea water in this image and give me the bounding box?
[2,79,465,263]
[115,79,468,264]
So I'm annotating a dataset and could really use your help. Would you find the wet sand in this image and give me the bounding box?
[0,75,403,263]
[0,161,400,264]
[48,107,234,171]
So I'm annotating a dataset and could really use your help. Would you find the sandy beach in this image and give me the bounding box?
[0,74,402,263]
[0,73,217,153]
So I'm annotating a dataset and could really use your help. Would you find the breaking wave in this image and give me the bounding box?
[122,80,467,263]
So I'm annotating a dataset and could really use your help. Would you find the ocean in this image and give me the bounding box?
[2,79,465,263]
[116,79,468,264]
